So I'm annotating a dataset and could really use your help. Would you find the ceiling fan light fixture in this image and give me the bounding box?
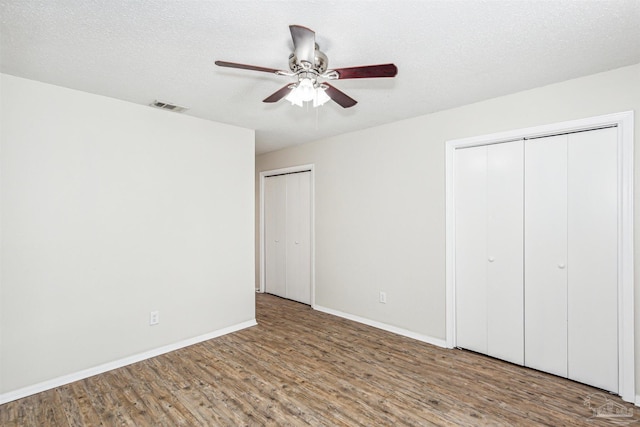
[284,77,320,107]
[313,86,331,107]
[285,82,303,106]
[297,77,316,102]
[285,86,304,107]
[285,77,330,108]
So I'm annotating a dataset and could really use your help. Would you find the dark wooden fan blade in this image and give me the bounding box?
[289,25,315,66]
[263,85,293,103]
[215,60,282,74]
[332,63,398,79]
[323,83,357,108]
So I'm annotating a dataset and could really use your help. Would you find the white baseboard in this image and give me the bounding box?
[313,305,448,348]
[0,319,257,405]
[635,395,640,407]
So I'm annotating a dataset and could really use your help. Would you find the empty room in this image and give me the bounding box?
[1,0,640,425]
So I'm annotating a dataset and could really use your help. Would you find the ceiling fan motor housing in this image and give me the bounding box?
[288,45,328,74]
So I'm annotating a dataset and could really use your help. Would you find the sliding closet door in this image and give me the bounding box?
[567,128,618,392]
[486,141,524,365]
[524,135,568,378]
[264,175,287,298]
[285,172,311,305]
[455,145,488,354]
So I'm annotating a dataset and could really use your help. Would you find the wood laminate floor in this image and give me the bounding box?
[1,293,637,426]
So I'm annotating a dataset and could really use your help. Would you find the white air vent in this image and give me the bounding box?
[150,100,189,113]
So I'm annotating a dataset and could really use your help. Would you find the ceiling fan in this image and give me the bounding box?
[215,25,398,108]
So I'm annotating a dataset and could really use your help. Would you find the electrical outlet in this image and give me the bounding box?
[379,291,387,304]
[149,310,160,325]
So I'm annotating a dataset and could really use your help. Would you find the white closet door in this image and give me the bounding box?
[456,141,524,362]
[455,145,488,354]
[524,135,568,377]
[567,128,618,392]
[285,172,311,304]
[487,141,524,365]
[264,175,287,298]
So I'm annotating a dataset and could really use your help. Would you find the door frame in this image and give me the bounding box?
[445,111,634,402]
[259,164,315,307]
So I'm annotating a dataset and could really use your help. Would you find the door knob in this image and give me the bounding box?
[274,240,279,243]
[295,241,299,245]
[558,263,566,269]
[488,257,495,262]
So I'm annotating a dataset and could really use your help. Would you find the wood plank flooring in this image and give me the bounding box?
[1,293,637,426]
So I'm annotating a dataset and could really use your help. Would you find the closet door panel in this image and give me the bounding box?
[285,172,311,304]
[454,146,488,354]
[265,175,287,298]
[487,141,524,365]
[567,128,618,392]
[524,135,568,377]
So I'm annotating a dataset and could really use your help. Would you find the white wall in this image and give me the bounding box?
[0,74,255,397]
[255,63,640,390]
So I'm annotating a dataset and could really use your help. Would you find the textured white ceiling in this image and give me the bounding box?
[2,0,639,154]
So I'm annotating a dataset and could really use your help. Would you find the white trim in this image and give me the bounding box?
[618,111,635,404]
[259,164,316,307]
[0,319,257,405]
[635,395,640,407]
[315,305,448,348]
[445,111,634,403]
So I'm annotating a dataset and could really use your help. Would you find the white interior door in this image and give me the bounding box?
[524,135,568,378]
[455,141,524,363]
[285,172,311,304]
[455,145,488,354]
[567,128,618,392]
[264,175,287,298]
[486,141,524,365]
